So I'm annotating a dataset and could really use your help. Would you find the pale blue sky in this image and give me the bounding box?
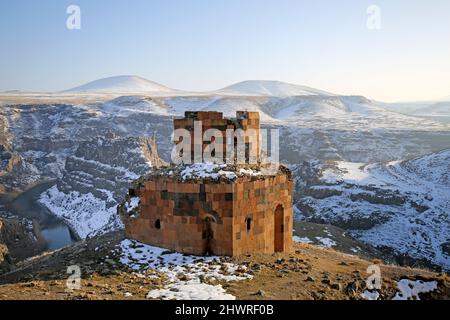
[1,0,449,102]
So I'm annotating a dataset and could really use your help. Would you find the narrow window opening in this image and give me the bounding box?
[246,218,252,232]
[155,219,161,229]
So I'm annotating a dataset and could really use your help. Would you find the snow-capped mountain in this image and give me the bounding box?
[218,80,333,97]
[65,75,178,94]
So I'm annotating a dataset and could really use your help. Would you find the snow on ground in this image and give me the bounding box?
[69,156,140,180]
[350,247,361,253]
[315,237,337,248]
[361,290,380,300]
[361,279,438,300]
[322,162,378,186]
[164,96,223,114]
[118,239,252,300]
[147,283,235,300]
[392,279,438,300]
[301,150,450,269]
[100,96,169,116]
[165,96,277,122]
[293,236,313,244]
[39,185,123,239]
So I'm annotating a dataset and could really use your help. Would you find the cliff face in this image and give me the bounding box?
[57,136,159,202]
[0,115,28,193]
[0,216,41,274]
[39,136,167,239]
[0,219,13,273]
[0,243,11,274]
[0,103,174,194]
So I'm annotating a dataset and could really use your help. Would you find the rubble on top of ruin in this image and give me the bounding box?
[132,162,292,186]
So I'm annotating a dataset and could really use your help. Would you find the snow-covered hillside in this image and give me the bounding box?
[382,100,450,123]
[101,96,170,116]
[38,136,158,238]
[413,102,450,117]
[65,76,178,94]
[218,80,333,97]
[295,150,450,270]
[2,83,450,269]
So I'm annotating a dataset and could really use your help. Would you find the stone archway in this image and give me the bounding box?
[202,215,216,255]
[274,204,284,252]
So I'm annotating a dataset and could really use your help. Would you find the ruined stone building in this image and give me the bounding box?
[119,111,293,256]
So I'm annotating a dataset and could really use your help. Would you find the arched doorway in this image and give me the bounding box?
[274,204,284,252]
[202,216,216,255]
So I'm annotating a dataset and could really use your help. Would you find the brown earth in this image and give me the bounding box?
[0,231,447,300]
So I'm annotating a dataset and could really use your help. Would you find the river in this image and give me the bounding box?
[5,181,77,250]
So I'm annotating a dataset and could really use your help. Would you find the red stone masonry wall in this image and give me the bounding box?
[121,171,293,256]
[232,174,293,256]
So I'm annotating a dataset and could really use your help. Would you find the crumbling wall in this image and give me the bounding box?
[173,111,261,164]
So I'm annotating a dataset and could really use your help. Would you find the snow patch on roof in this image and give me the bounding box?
[178,163,266,181]
[181,163,237,180]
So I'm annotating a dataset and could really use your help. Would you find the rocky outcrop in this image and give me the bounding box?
[0,219,13,273]
[0,103,174,193]
[349,192,406,206]
[0,243,12,274]
[0,115,29,192]
[0,216,40,266]
[57,136,165,203]
[39,135,167,239]
[0,145,22,174]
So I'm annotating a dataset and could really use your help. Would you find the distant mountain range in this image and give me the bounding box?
[65,76,335,97]
[1,74,448,107]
